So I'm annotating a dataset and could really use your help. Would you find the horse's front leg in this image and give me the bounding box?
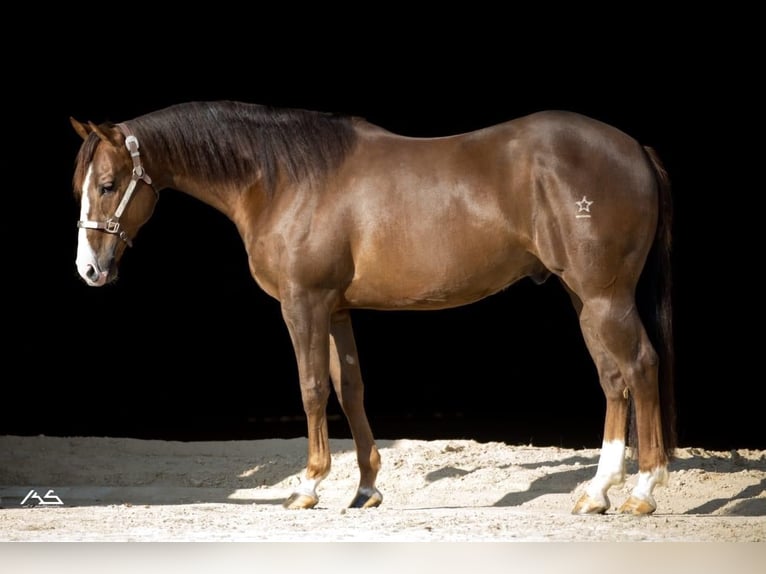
[329,310,382,508]
[280,287,335,510]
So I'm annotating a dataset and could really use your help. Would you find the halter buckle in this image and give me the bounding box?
[105,219,121,234]
[125,134,140,156]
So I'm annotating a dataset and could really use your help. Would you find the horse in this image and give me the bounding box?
[70,100,675,515]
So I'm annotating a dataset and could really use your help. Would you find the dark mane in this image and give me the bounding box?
[128,101,358,195]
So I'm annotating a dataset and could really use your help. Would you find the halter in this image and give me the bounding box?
[76,123,158,248]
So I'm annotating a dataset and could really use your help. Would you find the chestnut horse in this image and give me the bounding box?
[70,101,675,515]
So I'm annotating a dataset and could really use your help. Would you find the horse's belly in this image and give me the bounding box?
[343,243,540,310]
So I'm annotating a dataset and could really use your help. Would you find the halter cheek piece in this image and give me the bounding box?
[76,123,158,248]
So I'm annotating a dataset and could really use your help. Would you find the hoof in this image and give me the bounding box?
[618,495,656,515]
[571,492,609,515]
[283,492,319,510]
[348,488,383,509]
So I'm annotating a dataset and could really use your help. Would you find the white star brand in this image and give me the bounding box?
[575,196,593,218]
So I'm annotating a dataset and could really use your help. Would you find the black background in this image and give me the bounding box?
[3,12,761,450]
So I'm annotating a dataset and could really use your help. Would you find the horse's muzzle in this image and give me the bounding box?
[78,255,117,287]
[80,263,108,287]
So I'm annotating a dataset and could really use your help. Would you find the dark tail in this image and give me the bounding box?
[630,146,677,459]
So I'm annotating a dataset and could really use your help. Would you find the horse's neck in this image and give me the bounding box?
[143,139,258,221]
[163,171,241,218]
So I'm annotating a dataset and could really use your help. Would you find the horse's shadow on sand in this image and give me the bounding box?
[670,454,766,516]
[491,456,598,509]
[0,439,397,509]
[3,442,764,515]
[425,453,766,516]
[1,442,312,509]
[425,454,597,510]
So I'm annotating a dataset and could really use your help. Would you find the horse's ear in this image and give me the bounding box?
[69,117,117,145]
[70,117,91,140]
[87,121,114,145]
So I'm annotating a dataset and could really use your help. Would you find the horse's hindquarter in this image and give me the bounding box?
[338,124,544,310]
[514,112,660,298]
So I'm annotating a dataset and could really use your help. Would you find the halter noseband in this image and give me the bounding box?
[77,123,157,248]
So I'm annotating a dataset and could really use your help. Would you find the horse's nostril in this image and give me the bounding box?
[85,264,99,281]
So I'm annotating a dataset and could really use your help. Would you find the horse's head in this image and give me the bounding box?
[71,118,158,286]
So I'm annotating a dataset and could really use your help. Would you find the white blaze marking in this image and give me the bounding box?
[585,439,626,501]
[75,164,107,286]
[345,354,356,365]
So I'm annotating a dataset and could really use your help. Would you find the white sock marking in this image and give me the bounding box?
[585,439,626,502]
[631,466,668,506]
[295,476,321,499]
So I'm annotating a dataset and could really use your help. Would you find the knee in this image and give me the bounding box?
[301,379,331,409]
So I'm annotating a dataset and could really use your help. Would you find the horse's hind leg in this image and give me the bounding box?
[329,310,383,508]
[565,288,629,514]
[571,339,630,513]
[573,294,668,515]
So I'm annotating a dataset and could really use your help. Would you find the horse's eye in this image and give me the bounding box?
[100,183,114,195]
